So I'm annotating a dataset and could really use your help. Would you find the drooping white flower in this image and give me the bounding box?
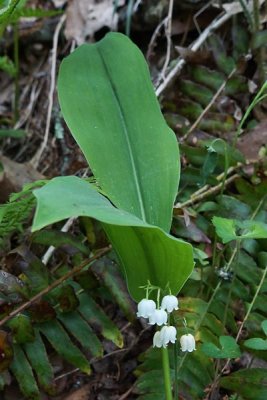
[161,295,179,313]
[153,331,164,348]
[160,326,177,346]
[148,308,168,326]
[136,299,156,318]
[180,334,196,352]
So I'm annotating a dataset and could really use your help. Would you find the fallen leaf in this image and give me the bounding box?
[237,120,267,160]
[0,155,44,203]
[65,0,122,44]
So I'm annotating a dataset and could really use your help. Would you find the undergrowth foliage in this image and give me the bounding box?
[0,209,132,398]
[0,14,267,400]
[0,181,46,250]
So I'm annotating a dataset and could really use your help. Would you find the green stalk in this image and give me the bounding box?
[222,240,241,332]
[162,347,173,400]
[233,81,267,147]
[173,341,178,400]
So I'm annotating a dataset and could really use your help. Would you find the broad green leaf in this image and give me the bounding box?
[58,311,103,358]
[220,368,267,400]
[24,330,55,395]
[32,176,194,301]
[212,216,267,243]
[57,32,179,232]
[38,320,91,374]
[78,292,123,348]
[201,336,241,359]
[10,344,40,400]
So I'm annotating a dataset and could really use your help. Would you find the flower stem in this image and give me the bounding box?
[173,341,178,399]
[162,347,173,400]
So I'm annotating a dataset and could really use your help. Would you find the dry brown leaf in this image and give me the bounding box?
[237,120,267,160]
[61,384,91,400]
[65,0,123,44]
[0,155,44,203]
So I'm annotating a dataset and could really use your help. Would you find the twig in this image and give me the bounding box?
[0,246,110,328]
[175,173,239,209]
[30,14,66,168]
[118,384,135,400]
[147,18,167,60]
[158,0,174,83]
[155,11,232,96]
[183,67,237,139]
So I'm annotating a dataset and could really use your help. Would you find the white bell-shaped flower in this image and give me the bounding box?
[153,331,164,348]
[160,326,177,346]
[180,334,196,352]
[148,308,168,326]
[161,295,179,313]
[136,299,156,318]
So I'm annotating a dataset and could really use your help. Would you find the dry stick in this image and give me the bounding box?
[183,67,237,140]
[175,173,239,209]
[158,0,174,82]
[0,246,110,328]
[146,17,167,60]
[30,14,66,168]
[155,11,232,96]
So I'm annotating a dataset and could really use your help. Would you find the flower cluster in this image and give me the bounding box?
[136,295,196,352]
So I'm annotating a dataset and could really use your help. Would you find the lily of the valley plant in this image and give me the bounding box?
[32,33,195,400]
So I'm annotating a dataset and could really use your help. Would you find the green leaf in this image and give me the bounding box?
[57,32,179,232]
[220,368,267,400]
[32,176,194,301]
[38,320,91,374]
[10,344,40,400]
[24,330,55,395]
[8,314,35,344]
[262,320,267,336]
[32,230,90,256]
[212,216,267,243]
[244,320,267,350]
[0,129,27,138]
[91,258,135,322]
[0,0,20,22]
[78,292,123,348]
[58,311,103,358]
[244,338,267,351]
[201,336,241,359]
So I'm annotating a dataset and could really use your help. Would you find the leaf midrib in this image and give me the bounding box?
[97,47,147,223]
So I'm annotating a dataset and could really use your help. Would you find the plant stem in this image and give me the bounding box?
[235,264,267,343]
[222,240,241,332]
[173,341,178,400]
[162,347,173,400]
